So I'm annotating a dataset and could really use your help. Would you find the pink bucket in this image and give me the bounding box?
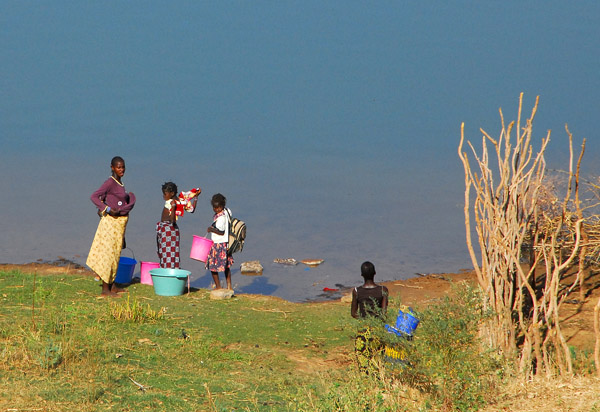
[190,235,213,262]
[140,261,160,285]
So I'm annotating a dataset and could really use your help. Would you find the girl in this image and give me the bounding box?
[156,182,200,268]
[351,261,389,319]
[86,156,136,296]
[351,261,389,372]
[206,193,234,289]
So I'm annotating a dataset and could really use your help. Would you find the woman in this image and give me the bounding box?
[86,156,136,296]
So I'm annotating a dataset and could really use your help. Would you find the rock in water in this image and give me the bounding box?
[210,289,235,300]
[273,258,298,266]
[300,259,324,267]
[241,260,263,275]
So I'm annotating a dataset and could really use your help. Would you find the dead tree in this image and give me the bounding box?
[458,93,588,376]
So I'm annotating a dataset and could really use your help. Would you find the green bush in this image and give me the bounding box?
[293,284,502,412]
[390,284,501,411]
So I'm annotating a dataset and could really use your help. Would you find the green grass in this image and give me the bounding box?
[0,270,353,411]
[1,270,506,411]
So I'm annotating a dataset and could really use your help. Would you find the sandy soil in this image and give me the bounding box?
[0,260,92,277]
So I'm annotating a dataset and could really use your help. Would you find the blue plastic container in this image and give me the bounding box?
[114,257,137,284]
[386,308,420,337]
[149,268,190,296]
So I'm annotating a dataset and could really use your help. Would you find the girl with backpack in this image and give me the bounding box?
[206,193,234,290]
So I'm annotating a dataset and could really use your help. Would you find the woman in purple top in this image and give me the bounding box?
[86,156,136,296]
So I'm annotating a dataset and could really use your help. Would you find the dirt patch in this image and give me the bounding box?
[381,270,477,308]
[286,348,350,374]
[0,260,94,277]
[223,342,350,374]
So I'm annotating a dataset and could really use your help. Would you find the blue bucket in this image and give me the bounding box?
[386,308,420,337]
[114,256,137,284]
[149,268,190,296]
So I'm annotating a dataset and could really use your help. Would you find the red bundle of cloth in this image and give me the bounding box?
[175,187,201,217]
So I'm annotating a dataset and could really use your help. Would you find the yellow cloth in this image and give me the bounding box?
[355,327,382,372]
[86,215,129,283]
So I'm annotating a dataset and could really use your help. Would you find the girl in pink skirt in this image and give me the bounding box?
[206,193,234,289]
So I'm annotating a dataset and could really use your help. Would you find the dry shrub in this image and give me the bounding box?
[108,294,166,322]
[458,93,600,377]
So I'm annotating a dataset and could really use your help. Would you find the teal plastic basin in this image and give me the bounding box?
[149,268,190,296]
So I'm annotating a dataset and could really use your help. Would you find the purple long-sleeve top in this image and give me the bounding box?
[90,177,136,216]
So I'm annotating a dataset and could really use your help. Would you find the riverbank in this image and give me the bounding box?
[1,263,599,411]
[3,259,596,352]
[0,260,476,306]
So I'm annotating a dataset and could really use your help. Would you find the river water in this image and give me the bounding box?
[1,2,598,301]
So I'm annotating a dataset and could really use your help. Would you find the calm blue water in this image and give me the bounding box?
[1,2,599,301]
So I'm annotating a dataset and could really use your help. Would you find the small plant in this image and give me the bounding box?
[39,340,63,370]
[33,280,55,304]
[108,295,166,322]
[570,346,596,375]
[41,310,70,335]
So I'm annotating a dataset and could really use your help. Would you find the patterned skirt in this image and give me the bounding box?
[206,242,233,272]
[86,215,128,283]
[156,221,180,268]
[355,327,383,373]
